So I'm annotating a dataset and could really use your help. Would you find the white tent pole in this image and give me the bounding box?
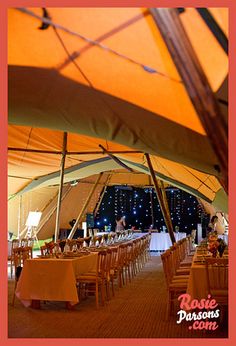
[54,132,67,242]
[68,172,104,240]
[17,195,22,239]
[94,173,112,217]
[35,185,72,237]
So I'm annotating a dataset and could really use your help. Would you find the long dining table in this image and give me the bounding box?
[15,252,98,308]
[187,248,228,300]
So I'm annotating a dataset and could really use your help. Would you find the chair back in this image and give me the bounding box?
[205,258,228,296]
[76,238,84,249]
[12,246,31,274]
[20,238,28,247]
[104,249,112,280]
[68,239,77,251]
[110,246,118,270]
[191,229,196,243]
[161,250,172,287]
[97,251,107,279]
[11,239,20,253]
[27,238,35,247]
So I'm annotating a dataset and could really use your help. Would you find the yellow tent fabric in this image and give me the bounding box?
[8,8,228,213]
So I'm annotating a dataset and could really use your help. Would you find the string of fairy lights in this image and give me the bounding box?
[94,186,203,233]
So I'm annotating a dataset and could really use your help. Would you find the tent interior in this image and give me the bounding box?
[7,7,229,339]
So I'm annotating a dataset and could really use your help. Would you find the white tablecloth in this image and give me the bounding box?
[133,232,186,251]
[16,252,98,307]
[149,232,186,251]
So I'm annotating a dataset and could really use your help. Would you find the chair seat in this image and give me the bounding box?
[169,282,187,289]
[176,268,191,275]
[173,274,189,280]
[77,275,102,281]
[180,261,192,267]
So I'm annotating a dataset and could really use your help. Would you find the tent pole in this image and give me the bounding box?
[8,147,143,155]
[94,173,112,217]
[159,180,174,231]
[54,132,67,242]
[68,172,104,240]
[149,8,228,192]
[145,154,176,244]
[148,176,155,228]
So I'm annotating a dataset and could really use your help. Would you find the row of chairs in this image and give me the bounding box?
[161,235,228,319]
[161,236,195,319]
[76,233,152,309]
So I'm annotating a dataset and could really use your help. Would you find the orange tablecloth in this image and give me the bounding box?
[187,252,228,299]
[16,253,98,307]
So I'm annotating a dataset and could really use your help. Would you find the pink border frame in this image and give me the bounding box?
[1,1,235,345]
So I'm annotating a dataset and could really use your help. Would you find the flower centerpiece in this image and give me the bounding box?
[207,240,219,257]
[207,232,227,257]
[207,231,219,257]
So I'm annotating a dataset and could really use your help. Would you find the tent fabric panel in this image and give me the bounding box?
[117,154,222,197]
[9,153,223,205]
[36,181,104,240]
[8,185,59,236]
[8,67,221,177]
[9,9,227,134]
[8,177,32,197]
[180,8,228,92]
[212,188,228,213]
[208,8,228,37]
[12,157,121,196]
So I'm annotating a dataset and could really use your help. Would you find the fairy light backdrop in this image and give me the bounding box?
[94,186,203,233]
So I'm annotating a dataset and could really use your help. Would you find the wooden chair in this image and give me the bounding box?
[205,258,228,305]
[122,243,132,284]
[68,239,77,251]
[170,244,190,276]
[104,249,112,300]
[20,238,28,247]
[177,239,192,267]
[161,250,188,319]
[190,229,197,246]
[93,235,103,246]
[12,246,31,306]
[76,251,107,309]
[76,238,84,250]
[40,241,55,256]
[205,257,228,322]
[117,244,127,287]
[10,239,20,278]
[109,246,119,296]
[186,235,195,255]
[27,238,34,258]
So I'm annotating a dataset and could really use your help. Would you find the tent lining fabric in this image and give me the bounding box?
[16,7,183,84]
[8,65,221,176]
[8,8,228,213]
[11,156,216,205]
